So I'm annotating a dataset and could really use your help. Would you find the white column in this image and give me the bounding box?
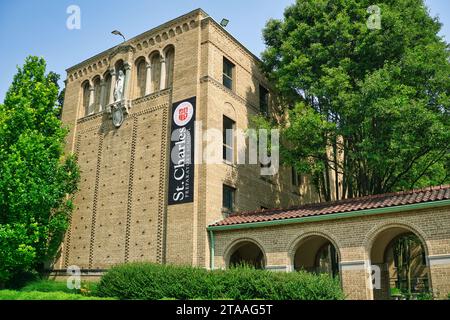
[99,79,106,112]
[88,85,95,115]
[145,62,152,96]
[160,57,167,91]
[124,62,132,101]
[108,69,116,106]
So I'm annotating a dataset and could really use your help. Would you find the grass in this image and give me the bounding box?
[0,279,111,300]
[20,280,80,294]
[0,290,114,300]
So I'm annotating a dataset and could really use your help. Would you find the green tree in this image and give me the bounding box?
[0,56,79,286]
[259,0,450,201]
[393,234,425,296]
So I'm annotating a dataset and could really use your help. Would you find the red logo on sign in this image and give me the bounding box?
[178,106,189,122]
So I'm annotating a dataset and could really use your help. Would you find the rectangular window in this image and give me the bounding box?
[223,57,235,90]
[292,167,301,187]
[259,85,269,115]
[223,185,236,213]
[223,116,235,163]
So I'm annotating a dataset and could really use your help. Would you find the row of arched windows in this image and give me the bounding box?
[81,45,175,117]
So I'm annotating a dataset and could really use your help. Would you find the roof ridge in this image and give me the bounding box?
[230,185,450,217]
[213,185,450,228]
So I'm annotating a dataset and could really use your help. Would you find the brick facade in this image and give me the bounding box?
[56,9,450,300]
[210,204,450,299]
[57,9,310,273]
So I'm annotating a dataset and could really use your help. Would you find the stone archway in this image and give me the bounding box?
[292,235,340,277]
[226,240,266,269]
[369,226,430,300]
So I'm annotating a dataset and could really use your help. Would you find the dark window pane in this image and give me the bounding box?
[259,85,269,115]
[223,58,233,77]
[223,58,234,90]
[224,146,233,162]
[223,185,235,212]
[292,167,301,186]
[223,116,235,162]
[223,75,233,90]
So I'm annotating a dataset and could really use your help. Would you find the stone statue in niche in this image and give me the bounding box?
[110,69,128,128]
[114,69,125,102]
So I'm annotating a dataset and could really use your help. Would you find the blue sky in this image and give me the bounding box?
[0,0,449,101]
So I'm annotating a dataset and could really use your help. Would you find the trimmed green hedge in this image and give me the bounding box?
[97,263,344,300]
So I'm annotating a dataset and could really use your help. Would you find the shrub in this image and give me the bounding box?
[97,263,344,300]
[414,292,433,300]
[97,263,210,300]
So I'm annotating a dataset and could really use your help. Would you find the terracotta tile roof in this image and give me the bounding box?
[210,185,450,228]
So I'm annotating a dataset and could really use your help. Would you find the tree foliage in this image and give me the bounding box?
[0,56,79,286]
[260,0,450,201]
[393,234,425,295]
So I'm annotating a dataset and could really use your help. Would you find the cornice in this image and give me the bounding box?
[131,88,171,107]
[66,9,205,83]
[76,89,171,126]
[201,17,262,64]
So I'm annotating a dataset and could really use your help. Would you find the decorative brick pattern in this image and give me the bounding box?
[88,124,104,269]
[124,116,138,263]
[63,133,82,268]
[157,106,169,264]
[60,8,325,284]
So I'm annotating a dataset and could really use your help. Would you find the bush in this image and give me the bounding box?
[414,292,433,300]
[97,263,344,300]
[97,263,211,300]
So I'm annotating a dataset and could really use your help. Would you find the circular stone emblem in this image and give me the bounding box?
[174,102,194,127]
[112,107,124,128]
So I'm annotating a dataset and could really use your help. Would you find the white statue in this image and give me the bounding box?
[114,70,125,102]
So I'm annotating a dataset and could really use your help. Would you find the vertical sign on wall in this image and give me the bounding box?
[168,97,196,205]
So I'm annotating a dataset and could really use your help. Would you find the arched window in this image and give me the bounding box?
[228,241,265,269]
[370,229,430,300]
[150,52,161,93]
[135,58,147,98]
[315,243,339,277]
[293,235,339,278]
[82,81,91,117]
[93,77,101,113]
[164,46,175,88]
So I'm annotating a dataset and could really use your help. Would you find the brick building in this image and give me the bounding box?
[209,186,450,300]
[56,9,450,300]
